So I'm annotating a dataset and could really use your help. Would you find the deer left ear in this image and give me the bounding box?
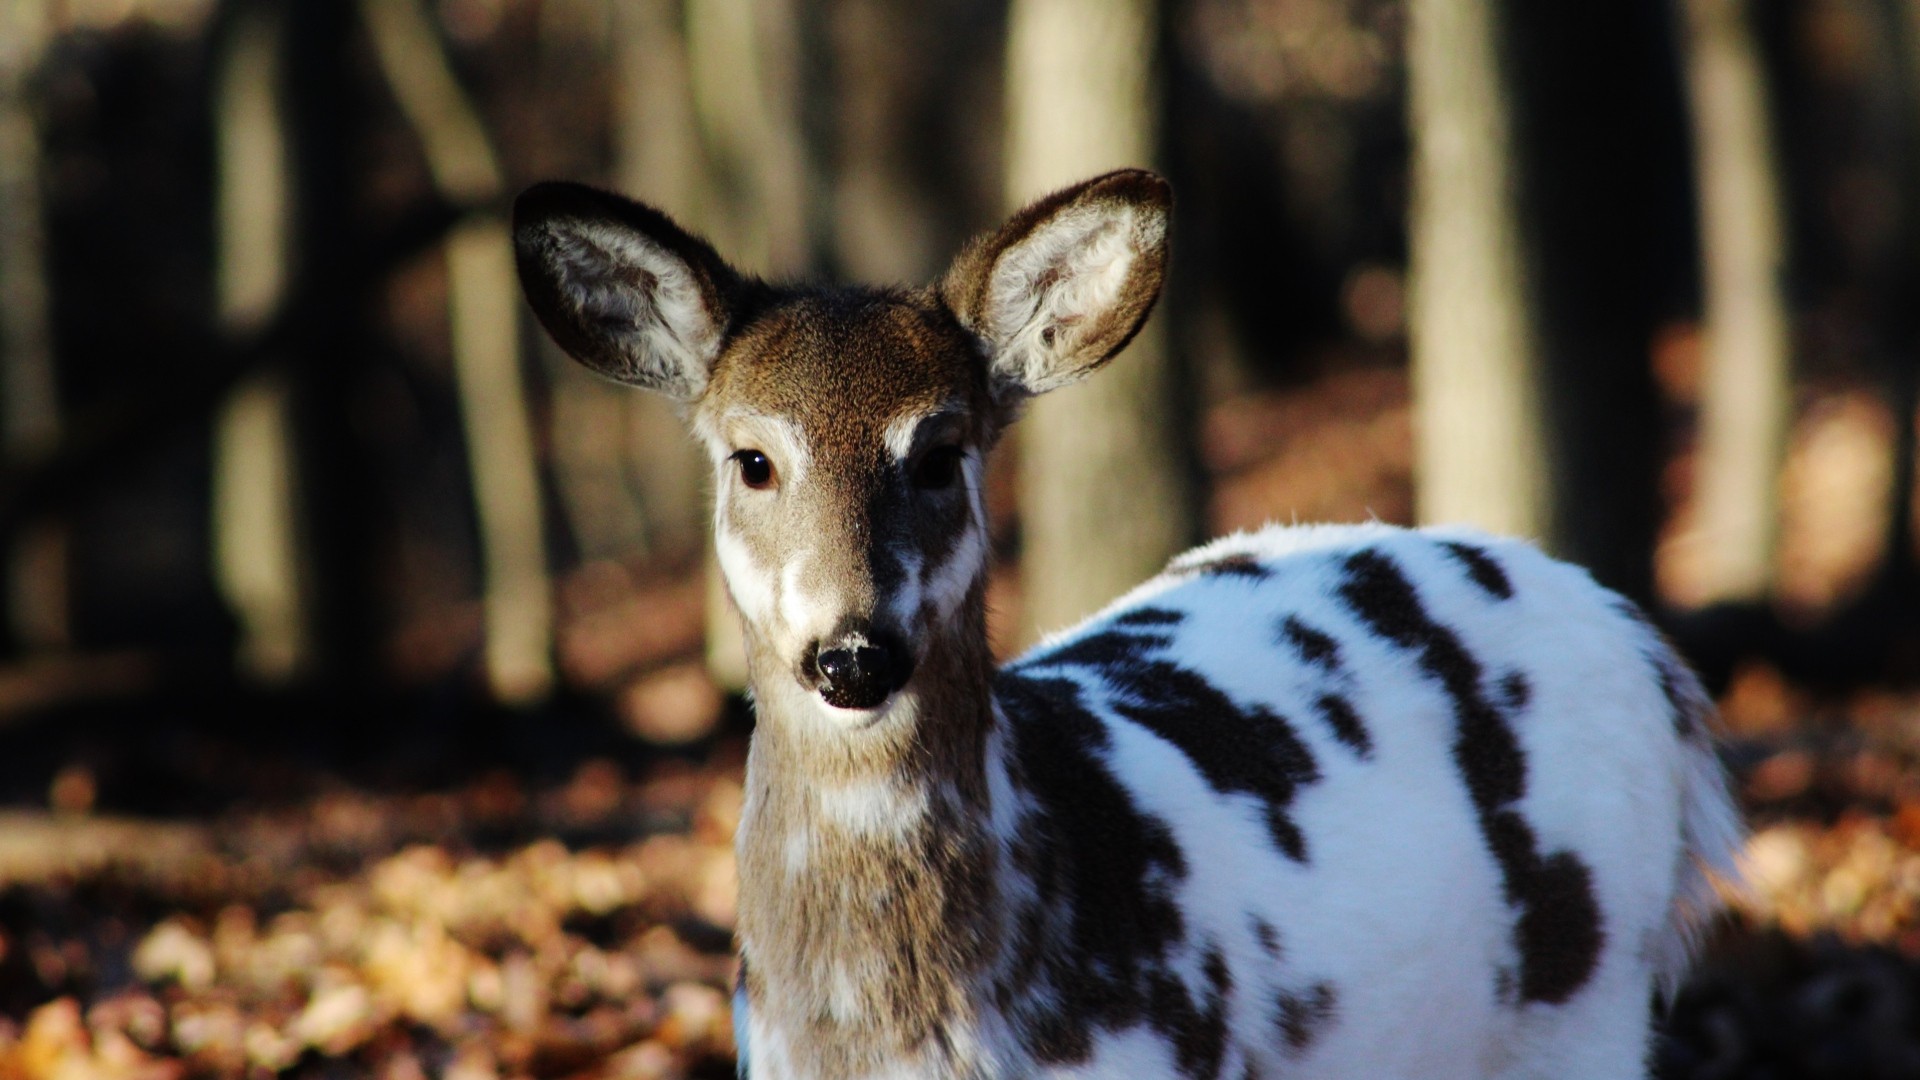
[514,181,744,402]
[940,169,1171,400]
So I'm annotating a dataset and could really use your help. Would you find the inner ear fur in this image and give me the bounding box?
[940,169,1171,399]
[513,181,746,401]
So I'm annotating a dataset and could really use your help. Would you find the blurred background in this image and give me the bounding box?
[0,0,1917,1076]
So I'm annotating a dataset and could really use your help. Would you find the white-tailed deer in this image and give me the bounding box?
[514,171,1741,1080]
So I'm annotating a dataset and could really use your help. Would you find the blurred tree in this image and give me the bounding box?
[1872,0,1920,595]
[0,1,56,460]
[210,0,306,683]
[363,0,553,705]
[1504,0,1681,603]
[1681,0,1794,605]
[682,0,810,276]
[0,0,66,652]
[283,0,390,692]
[1407,0,1548,544]
[1004,0,1199,641]
[1411,0,1678,601]
[821,0,1003,284]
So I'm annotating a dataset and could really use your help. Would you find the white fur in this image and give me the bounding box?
[813,775,928,838]
[881,410,931,465]
[921,518,986,623]
[777,557,829,648]
[714,524,775,627]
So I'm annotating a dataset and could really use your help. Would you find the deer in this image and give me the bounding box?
[513,169,1742,1080]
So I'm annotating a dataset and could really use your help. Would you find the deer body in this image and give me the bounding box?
[514,172,1741,1080]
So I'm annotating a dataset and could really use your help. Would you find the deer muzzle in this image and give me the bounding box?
[803,627,913,711]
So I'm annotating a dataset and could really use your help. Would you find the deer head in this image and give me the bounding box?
[515,170,1170,724]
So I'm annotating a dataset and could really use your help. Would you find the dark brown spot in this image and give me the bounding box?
[1116,606,1186,628]
[1024,629,1322,862]
[1338,549,1603,1006]
[995,672,1198,1064]
[1514,853,1607,1005]
[1441,541,1513,600]
[1249,916,1282,959]
[1274,981,1338,1053]
[1316,694,1372,758]
[1500,671,1531,714]
[1144,945,1234,1079]
[1278,616,1342,671]
[1170,551,1271,580]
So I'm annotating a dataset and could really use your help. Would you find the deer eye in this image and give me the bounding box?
[732,449,776,490]
[912,446,965,490]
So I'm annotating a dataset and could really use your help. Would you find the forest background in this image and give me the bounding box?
[0,0,1917,1075]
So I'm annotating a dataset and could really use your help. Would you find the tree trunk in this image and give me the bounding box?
[284,0,387,692]
[0,0,67,652]
[1875,0,1920,592]
[1501,0,1680,603]
[820,0,1000,285]
[1680,0,1794,604]
[0,4,55,459]
[1407,0,1549,543]
[1004,0,1197,642]
[362,0,553,703]
[210,0,307,682]
[1410,0,1676,601]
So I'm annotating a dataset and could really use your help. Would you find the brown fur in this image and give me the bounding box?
[734,583,1001,1077]
[708,293,1006,1074]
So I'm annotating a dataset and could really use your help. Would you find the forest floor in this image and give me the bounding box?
[4,709,1920,1080]
[2,357,1917,1079]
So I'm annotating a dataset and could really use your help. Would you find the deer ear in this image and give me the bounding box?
[514,182,743,401]
[941,169,1171,399]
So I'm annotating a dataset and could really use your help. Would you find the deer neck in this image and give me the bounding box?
[734,588,1005,1076]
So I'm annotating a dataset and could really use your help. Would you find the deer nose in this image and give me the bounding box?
[809,634,909,711]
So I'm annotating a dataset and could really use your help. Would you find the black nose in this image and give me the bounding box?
[812,638,907,710]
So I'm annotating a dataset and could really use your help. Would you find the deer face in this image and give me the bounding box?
[515,171,1170,721]
[693,295,995,711]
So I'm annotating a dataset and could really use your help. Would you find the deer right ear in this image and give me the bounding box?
[941,169,1171,401]
[514,182,742,401]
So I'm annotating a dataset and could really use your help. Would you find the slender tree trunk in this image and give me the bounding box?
[824,0,942,284]
[0,3,55,459]
[362,0,553,704]
[1004,0,1197,641]
[1877,0,1920,591]
[285,0,386,691]
[820,0,999,285]
[0,0,67,652]
[1407,0,1549,542]
[683,0,810,276]
[1680,0,1794,604]
[210,0,307,682]
[1501,1,1679,603]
